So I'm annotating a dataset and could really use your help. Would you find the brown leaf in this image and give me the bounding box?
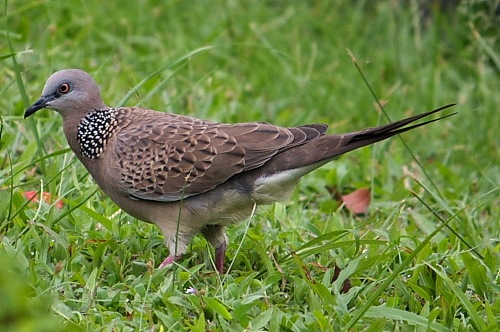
[341,187,371,215]
[332,265,352,294]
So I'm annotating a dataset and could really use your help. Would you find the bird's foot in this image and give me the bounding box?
[158,255,183,269]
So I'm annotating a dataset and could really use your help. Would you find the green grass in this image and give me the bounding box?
[1,0,499,331]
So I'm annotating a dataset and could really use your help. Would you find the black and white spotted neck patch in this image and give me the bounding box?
[77,109,118,159]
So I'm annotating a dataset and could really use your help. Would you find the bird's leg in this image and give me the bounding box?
[158,232,192,269]
[214,241,227,274]
[201,225,228,273]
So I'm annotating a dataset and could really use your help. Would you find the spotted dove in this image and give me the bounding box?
[24,69,455,273]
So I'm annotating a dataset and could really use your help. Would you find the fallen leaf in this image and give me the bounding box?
[332,265,352,293]
[341,187,371,215]
[23,191,63,209]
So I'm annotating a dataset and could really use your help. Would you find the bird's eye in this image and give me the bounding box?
[58,83,71,94]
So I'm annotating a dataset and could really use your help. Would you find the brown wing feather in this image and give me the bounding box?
[113,108,326,202]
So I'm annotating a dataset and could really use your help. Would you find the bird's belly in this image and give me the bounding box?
[251,169,307,204]
[185,188,256,227]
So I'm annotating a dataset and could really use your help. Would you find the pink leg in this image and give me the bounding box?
[215,241,227,274]
[158,254,183,268]
[201,225,228,274]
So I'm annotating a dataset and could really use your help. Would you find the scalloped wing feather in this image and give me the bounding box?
[113,108,326,202]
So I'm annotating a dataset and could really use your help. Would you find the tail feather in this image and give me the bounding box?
[266,104,457,174]
[322,103,457,160]
[352,103,456,141]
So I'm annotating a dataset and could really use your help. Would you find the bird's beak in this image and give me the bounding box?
[24,95,55,118]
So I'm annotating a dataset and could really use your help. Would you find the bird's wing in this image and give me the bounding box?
[113,108,327,202]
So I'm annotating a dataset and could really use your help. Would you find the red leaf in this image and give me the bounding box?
[23,191,63,209]
[341,187,371,215]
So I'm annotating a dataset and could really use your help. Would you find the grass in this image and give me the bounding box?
[1,0,499,331]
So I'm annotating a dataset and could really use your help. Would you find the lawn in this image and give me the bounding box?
[1,1,498,331]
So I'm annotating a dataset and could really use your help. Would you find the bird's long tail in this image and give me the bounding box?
[270,104,457,173]
[321,103,457,157]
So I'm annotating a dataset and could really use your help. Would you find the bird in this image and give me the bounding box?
[24,69,456,273]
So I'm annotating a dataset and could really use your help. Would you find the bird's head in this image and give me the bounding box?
[24,69,107,119]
